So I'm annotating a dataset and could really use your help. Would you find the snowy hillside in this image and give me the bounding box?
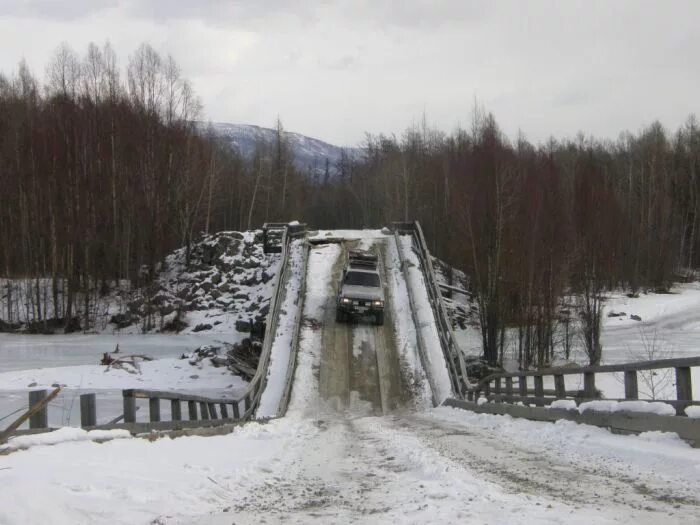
[204,122,362,177]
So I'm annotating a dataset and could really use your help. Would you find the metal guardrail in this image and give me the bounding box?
[1,224,303,438]
[467,356,700,415]
[393,221,469,397]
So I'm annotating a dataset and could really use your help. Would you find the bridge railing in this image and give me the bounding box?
[2,224,304,440]
[393,221,469,397]
[276,241,310,417]
[467,356,699,415]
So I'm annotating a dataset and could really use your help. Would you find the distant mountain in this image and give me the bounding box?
[204,122,362,178]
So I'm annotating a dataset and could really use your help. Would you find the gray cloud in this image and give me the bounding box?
[0,0,118,20]
[0,0,698,146]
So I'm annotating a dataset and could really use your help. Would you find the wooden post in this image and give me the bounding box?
[534,376,544,406]
[208,403,218,419]
[584,372,596,398]
[244,395,252,413]
[149,398,161,422]
[171,400,182,421]
[123,391,136,423]
[220,404,229,418]
[505,377,513,396]
[80,393,97,427]
[0,387,61,444]
[624,371,639,400]
[494,378,501,395]
[676,367,692,400]
[28,390,48,429]
[188,401,197,420]
[232,400,241,419]
[554,375,566,398]
[519,376,527,397]
[199,402,210,420]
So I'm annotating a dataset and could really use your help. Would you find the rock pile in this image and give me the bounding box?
[111,230,280,334]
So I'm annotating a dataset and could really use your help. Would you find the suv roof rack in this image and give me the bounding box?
[348,249,378,269]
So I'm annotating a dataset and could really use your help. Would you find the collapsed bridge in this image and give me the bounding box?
[2,223,699,448]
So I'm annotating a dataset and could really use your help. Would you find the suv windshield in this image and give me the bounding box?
[345,271,380,287]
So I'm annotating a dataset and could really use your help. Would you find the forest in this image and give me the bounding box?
[2,42,700,368]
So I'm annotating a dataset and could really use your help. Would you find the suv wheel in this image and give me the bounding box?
[374,311,384,326]
[336,309,346,323]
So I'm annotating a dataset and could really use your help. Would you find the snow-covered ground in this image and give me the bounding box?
[1,404,698,524]
[0,333,245,428]
[2,230,700,523]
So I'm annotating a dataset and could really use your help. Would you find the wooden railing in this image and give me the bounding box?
[393,221,469,396]
[467,356,700,415]
[122,389,242,423]
[2,224,307,439]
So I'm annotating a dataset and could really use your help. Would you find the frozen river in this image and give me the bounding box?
[0,333,231,372]
[0,333,247,429]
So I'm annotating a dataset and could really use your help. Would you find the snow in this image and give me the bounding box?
[476,396,488,406]
[384,238,432,408]
[685,406,700,418]
[307,228,389,241]
[578,400,676,416]
[257,239,305,418]
[2,407,698,524]
[398,235,453,403]
[603,282,700,328]
[549,399,578,410]
[1,427,130,452]
[285,243,340,416]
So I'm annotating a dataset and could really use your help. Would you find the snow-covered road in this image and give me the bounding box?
[5,407,696,524]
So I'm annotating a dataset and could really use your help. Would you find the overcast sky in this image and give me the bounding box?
[0,0,698,146]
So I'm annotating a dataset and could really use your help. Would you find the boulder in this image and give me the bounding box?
[192,323,212,332]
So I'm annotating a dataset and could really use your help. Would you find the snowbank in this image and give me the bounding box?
[385,238,432,409]
[685,406,700,418]
[257,239,305,417]
[2,427,130,452]
[399,236,453,402]
[578,400,676,416]
[603,282,700,328]
[548,399,577,410]
[286,243,341,415]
